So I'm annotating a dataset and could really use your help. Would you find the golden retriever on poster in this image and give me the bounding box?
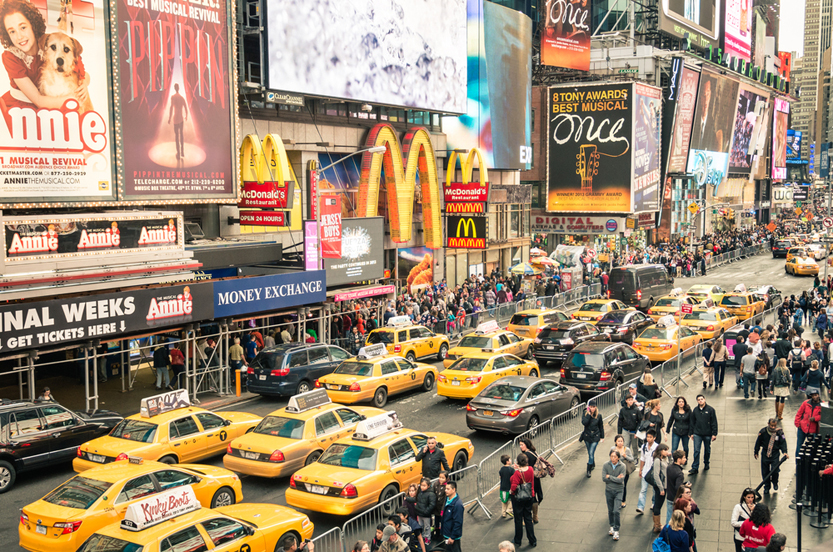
[37,32,92,113]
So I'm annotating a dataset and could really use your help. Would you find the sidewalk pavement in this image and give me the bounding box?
[465,366,830,552]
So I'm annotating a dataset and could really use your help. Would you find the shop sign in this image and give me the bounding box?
[213,271,326,318]
[637,213,656,228]
[239,211,288,227]
[446,215,488,249]
[307,160,319,219]
[303,221,319,270]
[333,285,396,302]
[238,134,298,226]
[320,196,343,258]
[239,181,292,209]
[4,213,183,262]
[0,283,214,353]
[444,148,489,215]
[532,215,625,235]
[625,218,637,229]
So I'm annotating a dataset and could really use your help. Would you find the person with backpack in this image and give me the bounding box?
[602,449,626,541]
[788,340,806,392]
[772,358,791,420]
[509,454,537,548]
[755,348,771,399]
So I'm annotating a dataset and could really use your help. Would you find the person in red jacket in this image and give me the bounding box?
[510,454,537,548]
[794,388,822,456]
[739,503,775,551]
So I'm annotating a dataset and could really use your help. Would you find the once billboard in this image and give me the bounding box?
[659,0,721,51]
[324,217,385,287]
[771,98,790,180]
[632,83,662,213]
[117,0,236,200]
[540,0,591,71]
[267,0,466,113]
[546,83,633,213]
[723,0,752,61]
[728,86,768,174]
[0,0,115,205]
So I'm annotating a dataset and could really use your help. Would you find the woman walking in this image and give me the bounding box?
[713,338,728,388]
[643,399,666,444]
[666,397,692,459]
[731,488,757,552]
[580,399,605,478]
[611,435,635,508]
[510,454,537,548]
[518,438,544,523]
[702,341,714,388]
[649,444,671,533]
[602,450,626,541]
[772,358,791,420]
[756,347,771,399]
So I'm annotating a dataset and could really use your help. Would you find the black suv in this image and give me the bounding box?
[771,240,792,258]
[246,343,352,397]
[595,309,654,345]
[0,400,121,492]
[560,342,651,395]
[532,321,608,366]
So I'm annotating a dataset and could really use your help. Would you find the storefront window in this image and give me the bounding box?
[510,205,520,238]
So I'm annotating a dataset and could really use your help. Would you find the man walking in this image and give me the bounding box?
[741,347,758,399]
[732,335,748,389]
[636,429,658,514]
[689,394,718,474]
[666,450,686,522]
[754,418,788,494]
[617,394,641,454]
[416,436,450,479]
[442,481,464,552]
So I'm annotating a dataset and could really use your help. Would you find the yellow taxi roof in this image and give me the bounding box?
[91,507,220,542]
[124,406,207,423]
[267,402,343,421]
[581,299,615,305]
[687,285,713,291]
[513,308,564,316]
[470,330,512,338]
[452,351,516,360]
[369,323,427,332]
[72,460,172,483]
[338,427,422,449]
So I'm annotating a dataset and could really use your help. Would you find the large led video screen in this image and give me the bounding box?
[687,70,739,192]
[724,0,752,61]
[772,98,790,180]
[728,86,768,174]
[659,0,721,51]
[267,0,467,114]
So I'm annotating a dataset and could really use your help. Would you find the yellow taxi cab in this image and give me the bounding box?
[71,486,313,552]
[74,390,261,472]
[315,344,438,408]
[437,352,540,399]
[19,458,242,552]
[285,412,474,516]
[718,287,766,321]
[223,388,384,478]
[572,299,632,324]
[506,308,570,339]
[632,316,703,362]
[685,284,726,305]
[365,315,450,362]
[786,247,810,262]
[680,307,738,339]
[444,320,534,367]
[786,256,820,276]
[645,290,700,321]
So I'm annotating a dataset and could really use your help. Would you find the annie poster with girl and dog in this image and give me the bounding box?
[0,0,114,202]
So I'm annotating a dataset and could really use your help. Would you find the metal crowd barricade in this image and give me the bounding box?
[447,465,491,518]
[341,491,405,548]
[513,418,554,460]
[310,527,345,552]
[477,441,516,498]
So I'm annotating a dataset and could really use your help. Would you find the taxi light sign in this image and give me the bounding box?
[358,343,388,360]
[475,320,500,334]
[140,389,190,418]
[656,315,676,328]
[353,412,402,441]
[120,487,199,532]
[386,315,413,327]
[286,388,331,413]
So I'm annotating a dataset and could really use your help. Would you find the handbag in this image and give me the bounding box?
[652,527,671,552]
[534,455,555,478]
[621,453,636,474]
[514,472,533,502]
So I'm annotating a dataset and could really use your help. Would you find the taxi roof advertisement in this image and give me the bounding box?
[546,82,634,214]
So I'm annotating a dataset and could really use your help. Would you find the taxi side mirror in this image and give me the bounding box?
[246,526,256,536]
[223,419,232,426]
[359,415,367,421]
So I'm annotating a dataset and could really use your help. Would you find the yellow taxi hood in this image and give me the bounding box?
[216,503,307,526]
[221,412,261,423]
[23,500,87,522]
[228,431,297,454]
[320,374,363,385]
[80,436,153,456]
[294,465,369,486]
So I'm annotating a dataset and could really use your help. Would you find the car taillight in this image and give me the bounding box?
[77,447,82,457]
[271,368,290,377]
[349,382,361,391]
[466,403,477,412]
[20,513,28,525]
[54,521,83,535]
[746,306,752,312]
[537,327,544,334]
[227,443,233,454]
[340,483,358,498]
[636,290,642,300]
[465,376,482,384]
[247,367,254,375]
[115,453,128,462]
[561,338,574,345]
[438,374,447,382]
[560,368,566,378]
[661,344,673,350]
[596,315,604,321]
[314,379,321,388]
[503,409,524,417]
[571,313,576,319]
[706,325,715,331]
[269,450,285,462]
[647,308,653,315]
[606,290,611,298]
[534,338,542,344]
[600,371,611,381]
[290,477,296,488]
[394,345,402,352]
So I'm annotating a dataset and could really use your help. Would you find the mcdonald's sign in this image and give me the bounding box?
[446,214,488,250]
[238,134,299,228]
[444,148,490,215]
[357,124,443,249]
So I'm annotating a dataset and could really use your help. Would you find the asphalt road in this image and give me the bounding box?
[3,250,818,549]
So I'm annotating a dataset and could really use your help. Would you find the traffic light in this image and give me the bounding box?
[728,208,735,219]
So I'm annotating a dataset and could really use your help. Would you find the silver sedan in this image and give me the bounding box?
[465,376,581,435]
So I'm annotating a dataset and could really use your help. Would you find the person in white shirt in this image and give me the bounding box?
[636,429,659,514]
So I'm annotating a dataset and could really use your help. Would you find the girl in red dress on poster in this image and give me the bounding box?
[0,0,88,110]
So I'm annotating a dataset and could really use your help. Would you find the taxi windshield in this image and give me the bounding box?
[77,534,143,552]
[481,383,525,401]
[720,296,748,307]
[254,416,305,439]
[654,298,681,307]
[318,443,377,470]
[578,302,606,311]
[44,476,112,509]
[640,328,673,339]
[509,314,537,326]
[367,331,395,345]
[110,419,157,443]
[448,357,489,372]
[458,336,492,348]
[334,362,373,376]
[684,312,717,321]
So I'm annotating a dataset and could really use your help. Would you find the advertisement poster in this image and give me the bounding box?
[117,0,235,200]
[316,153,362,219]
[632,83,662,212]
[541,0,591,71]
[547,83,632,213]
[658,0,720,51]
[324,217,384,286]
[303,220,319,270]
[779,52,792,81]
[786,129,802,163]
[687,70,739,192]
[666,64,700,173]
[821,142,829,178]
[0,0,114,204]
[319,195,342,258]
[398,247,435,294]
[728,86,767,174]
[771,98,790,180]
[723,0,752,61]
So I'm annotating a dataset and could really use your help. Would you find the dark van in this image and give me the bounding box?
[609,265,674,310]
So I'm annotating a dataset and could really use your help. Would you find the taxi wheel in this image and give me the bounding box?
[423,373,435,391]
[275,532,301,552]
[210,486,236,508]
[380,485,400,514]
[437,344,449,361]
[526,347,534,360]
[452,450,468,472]
[406,352,417,363]
[159,455,177,465]
[305,450,322,466]
[529,369,539,378]
[0,460,15,493]
[373,387,388,408]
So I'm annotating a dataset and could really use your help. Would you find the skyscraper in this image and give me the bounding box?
[796,0,833,162]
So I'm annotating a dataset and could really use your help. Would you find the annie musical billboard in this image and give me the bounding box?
[116,0,236,200]
[0,0,115,205]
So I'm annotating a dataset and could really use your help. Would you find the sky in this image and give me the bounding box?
[780,0,805,56]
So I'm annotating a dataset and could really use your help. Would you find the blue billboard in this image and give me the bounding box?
[213,271,327,318]
[786,129,802,164]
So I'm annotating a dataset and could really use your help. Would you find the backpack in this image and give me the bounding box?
[774,367,791,387]
[652,527,672,552]
[791,349,805,372]
[758,361,768,376]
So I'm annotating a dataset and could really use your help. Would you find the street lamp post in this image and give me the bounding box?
[312,146,387,269]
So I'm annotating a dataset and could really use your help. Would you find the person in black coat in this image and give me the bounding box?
[753,418,789,494]
[415,436,450,479]
[666,396,692,458]
[689,395,718,474]
[519,438,544,523]
[581,400,605,478]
